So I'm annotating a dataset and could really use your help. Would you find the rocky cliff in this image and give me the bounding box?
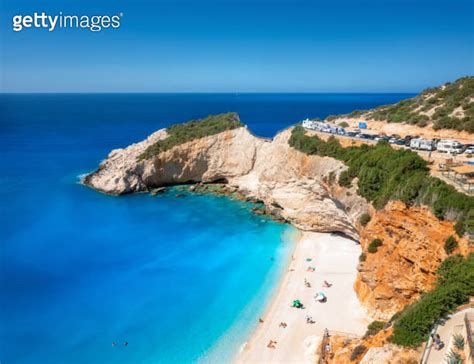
[84,126,369,240]
[355,200,470,320]
[84,122,468,315]
[327,329,421,364]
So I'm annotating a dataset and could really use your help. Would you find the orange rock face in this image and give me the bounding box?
[327,329,421,364]
[355,200,469,320]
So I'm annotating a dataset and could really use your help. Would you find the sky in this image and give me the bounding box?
[1,0,473,93]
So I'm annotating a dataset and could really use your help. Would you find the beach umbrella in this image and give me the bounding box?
[315,292,326,301]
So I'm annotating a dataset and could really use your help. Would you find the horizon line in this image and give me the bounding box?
[0,91,418,95]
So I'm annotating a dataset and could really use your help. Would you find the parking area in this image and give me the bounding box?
[301,119,474,195]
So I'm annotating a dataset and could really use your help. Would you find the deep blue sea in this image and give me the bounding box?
[0,93,413,364]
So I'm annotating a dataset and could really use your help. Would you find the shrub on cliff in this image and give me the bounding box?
[390,254,474,348]
[359,213,371,227]
[350,345,366,361]
[288,126,474,225]
[138,113,243,161]
[454,221,465,238]
[444,236,459,254]
[367,238,383,253]
[338,170,352,187]
[365,320,386,337]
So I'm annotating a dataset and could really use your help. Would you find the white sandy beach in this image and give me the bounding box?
[237,231,369,364]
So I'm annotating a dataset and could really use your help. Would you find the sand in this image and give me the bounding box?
[236,231,369,363]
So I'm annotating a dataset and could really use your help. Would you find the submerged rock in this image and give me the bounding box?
[150,187,166,195]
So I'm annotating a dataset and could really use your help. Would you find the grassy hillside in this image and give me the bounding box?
[288,125,473,231]
[138,112,243,161]
[327,76,474,133]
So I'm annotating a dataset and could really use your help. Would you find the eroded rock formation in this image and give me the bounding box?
[355,200,469,320]
[84,126,369,240]
[327,329,421,364]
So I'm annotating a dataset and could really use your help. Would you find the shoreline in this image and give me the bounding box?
[236,231,369,363]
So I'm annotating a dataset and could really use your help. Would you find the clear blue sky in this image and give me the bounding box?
[1,0,473,92]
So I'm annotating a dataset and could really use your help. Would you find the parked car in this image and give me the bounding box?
[436,139,465,154]
[346,131,359,137]
[464,146,474,155]
[410,138,436,151]
[404,136,414,147]
[393,138,406,146]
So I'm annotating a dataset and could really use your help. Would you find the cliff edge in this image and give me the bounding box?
[84,124,369,240]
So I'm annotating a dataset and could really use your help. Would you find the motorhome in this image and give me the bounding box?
[302,118,315,129]
[436,139,464,154]
[410,138,435,151]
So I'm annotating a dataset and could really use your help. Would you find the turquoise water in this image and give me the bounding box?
[1,184,294,363]
[0,93,412,363]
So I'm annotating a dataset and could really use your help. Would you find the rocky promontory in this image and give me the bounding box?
[84,120,369,240]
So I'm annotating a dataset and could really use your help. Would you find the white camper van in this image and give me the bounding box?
[436,140,464,154]
[302,119,314,129]
[410,138,435,151]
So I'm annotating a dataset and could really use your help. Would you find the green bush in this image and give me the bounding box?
[390,254,474,348]
[454,220,466,238]
[365,321,386,337]
[453,334,465,350]
[138,113,243,160]
[338,170,352,187]
[327,171,336,183]
[288,126,474,225]
[338,121,349,128]
[368,238,383,253]
[359,213,371,227]
[444,236,459,255]
[446,350,462,364]
[350,345,366,361]
[359,253,367,262]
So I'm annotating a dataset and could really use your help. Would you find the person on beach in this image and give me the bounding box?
[259,318,264,323]
[306,315,315,324]
[304,278,311,287]
[267,340,277,349]
[279,322,287,328]
[323,280,332,288]
[325,343,331,353]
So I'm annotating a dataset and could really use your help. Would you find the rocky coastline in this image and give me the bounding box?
[84,120,471,362]
[84,126,369,241]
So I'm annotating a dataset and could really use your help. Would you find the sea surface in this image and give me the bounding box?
[0,93,413,364]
